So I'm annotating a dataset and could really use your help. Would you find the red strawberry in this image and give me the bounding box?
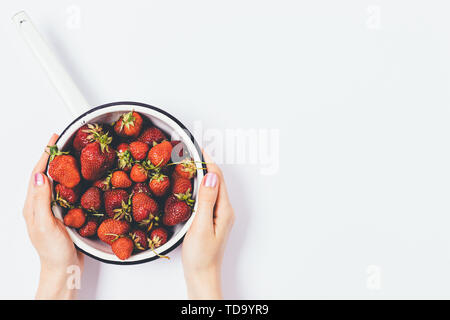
[97,218,130,245]
[111,170,132,188]
[80,186,102,211]
[149,174,170,197]
[111,237,134,260]
[114,111,143,138]
[164,194,178,213]
[130,163,148,182]
[138,127,166,145]
[80,138,116,181]
[149,227,168,248]
[132,182,151,195]
[174,158,197,179]
[73,124,103,152]
[64,208,86,228]
[172,177,192,195]
[48,146,81,188]
[129,141,149,161]
[148,141,173,167]
[54,183,80,207]
[170,170,182,182]
[132,192,158,222]
[78,219,98,238]
[104,189,129,218]
[93,174,111,191]
[163,196,192,226]
[117,143,129,153]
[116,143,132,172]
[130,229,148,250]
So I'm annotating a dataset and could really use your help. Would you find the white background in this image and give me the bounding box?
[1,0,450,299]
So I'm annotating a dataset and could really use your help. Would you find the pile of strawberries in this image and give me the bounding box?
[48,111,199,261]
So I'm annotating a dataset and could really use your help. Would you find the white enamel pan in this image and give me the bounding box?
[13,11,205,264]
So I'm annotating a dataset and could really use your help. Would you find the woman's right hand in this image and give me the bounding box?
[182,153,235,299]
[23,134,84,299]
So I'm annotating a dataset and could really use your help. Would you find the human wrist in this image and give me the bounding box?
[185,266,222,300]
[36,262,81,300]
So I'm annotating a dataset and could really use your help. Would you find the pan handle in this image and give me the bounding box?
[12,11,89,117]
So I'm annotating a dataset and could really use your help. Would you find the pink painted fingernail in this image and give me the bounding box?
[203,173,218,188]
[34,173,44,186]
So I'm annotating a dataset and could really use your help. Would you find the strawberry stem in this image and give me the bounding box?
[119,111,136,131]
[47,145,69,162]
[148,242,170,260]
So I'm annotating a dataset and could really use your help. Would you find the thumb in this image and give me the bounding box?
[32,172,54,223]
[193,173,219,229]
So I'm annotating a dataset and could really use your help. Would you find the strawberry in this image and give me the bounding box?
[130,229,148,251]
[117,143,129,153]
[73,124,103,152]
[80,136,116,181]
[80,186,102,211]
[78,219,98,238]
[64,208,86,228]
[147,227,170,259]
[170,170,182,182]
[163,196,192,226]
[130,163,148,182]
[132,192,158,222]
[114,111,143,138]
[54,183,80,208]
[149,173,170,197]
[129,141,149,161]
[164,194,178,213]
[111,170,132,188]
[172,177,192,195]
[104,189,129,218]
[137,127,166,145]
[111,237,134,260]
[93,174,111,191]
[149,227,168,248]
[148,141,173,167]
[97,218,130,245]
[116,143,132,172]
[48,146,81,188]
[132,182,151,195]
[174,158,197,179]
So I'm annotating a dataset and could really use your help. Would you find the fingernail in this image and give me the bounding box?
[34,173,44,186]
[203,173,217,188]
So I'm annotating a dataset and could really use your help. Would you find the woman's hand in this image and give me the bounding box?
[23,134,84,300]
[182,153,235,299]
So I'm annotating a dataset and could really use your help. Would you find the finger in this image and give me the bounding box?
[33,133,59,173]
[31,134,58,220]
[26,133,59,197]
[193,172,219,230]
[202,151,231,214]
[23,134,59,222]
[32,172,55,225]
[202,151,235,236]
